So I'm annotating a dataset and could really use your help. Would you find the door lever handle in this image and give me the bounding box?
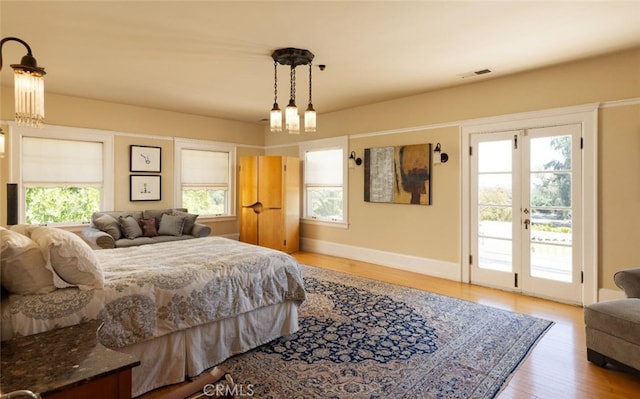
[524,219,530,229]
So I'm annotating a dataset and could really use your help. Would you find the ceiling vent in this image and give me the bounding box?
[458,68,493,79]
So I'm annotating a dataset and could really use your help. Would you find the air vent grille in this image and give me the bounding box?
[458,68,494,79]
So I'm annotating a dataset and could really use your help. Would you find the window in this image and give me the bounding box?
[12,125,114,225]
[300,136,348,225]
[175,139,236,217]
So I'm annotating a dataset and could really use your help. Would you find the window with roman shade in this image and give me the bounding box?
[176,141,236,217]
[300,136,348,225]
[22,136,104,224]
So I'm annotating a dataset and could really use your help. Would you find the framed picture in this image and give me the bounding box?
[130,145,161,172]
[130,175,161,201]
[364,143,431,205]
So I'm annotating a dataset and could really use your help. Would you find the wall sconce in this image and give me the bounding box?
[0,128,5,158]
[433,143,448,165]
[348,151,362,169]
[0,36,47,127]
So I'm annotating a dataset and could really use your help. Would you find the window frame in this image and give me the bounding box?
[9,124,114,226]
[174,138,236,220]
[299,136,349,228]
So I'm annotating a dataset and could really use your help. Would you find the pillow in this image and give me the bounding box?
[0,227,56,294]
[143,209,174,230]
[93,213,122,240]
[138,217,158,237]
[8,224,39,238]
[172,210,198,235]
[30,226,104,290]
[119,215,143,239]
[158,214,186,236]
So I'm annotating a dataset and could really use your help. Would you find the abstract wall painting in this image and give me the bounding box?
[364,143,431,205]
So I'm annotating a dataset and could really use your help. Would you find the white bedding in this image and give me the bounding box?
[1,237,306,346]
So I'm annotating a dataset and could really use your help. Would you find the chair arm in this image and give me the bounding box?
[614,268,640,298]
[191,223,211,238]
[81,226,116,249]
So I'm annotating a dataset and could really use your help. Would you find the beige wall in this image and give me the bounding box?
[265,47,640,291]
[599,104,640,289]
[2,47,639,292]
[0,92,265,236]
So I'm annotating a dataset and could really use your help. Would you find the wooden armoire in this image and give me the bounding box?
[239,156,300,253]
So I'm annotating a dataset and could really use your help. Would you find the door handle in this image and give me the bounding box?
[524,219,530,229]
[242,202,263,214]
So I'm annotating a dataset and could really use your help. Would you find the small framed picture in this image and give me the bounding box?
[130,175,161,201]
[130,145,161,172]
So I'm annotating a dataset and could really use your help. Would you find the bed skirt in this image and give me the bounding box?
[116,301,300,397]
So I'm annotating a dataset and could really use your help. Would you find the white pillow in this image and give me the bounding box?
[8,224,39,237]
[0,226,56,294]
[30,226,104,290]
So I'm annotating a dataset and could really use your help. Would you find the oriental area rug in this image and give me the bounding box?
[218,265,553,399]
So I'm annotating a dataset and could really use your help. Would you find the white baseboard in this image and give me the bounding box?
[598,287,626,302]
[300,237,461,281]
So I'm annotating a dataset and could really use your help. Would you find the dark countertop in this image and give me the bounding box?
[0,320,140,397]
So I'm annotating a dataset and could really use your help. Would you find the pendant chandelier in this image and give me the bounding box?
[0,37,47,128]
[270,48,316,134]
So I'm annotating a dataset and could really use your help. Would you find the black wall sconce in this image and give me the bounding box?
[348,151,362,169]
[433,143,448,165]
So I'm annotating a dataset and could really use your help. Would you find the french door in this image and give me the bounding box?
[470,124,583,304]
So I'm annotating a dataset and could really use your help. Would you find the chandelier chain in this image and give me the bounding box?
[273,61,278,104]
[290,66,296,102]
[308,63,313,104]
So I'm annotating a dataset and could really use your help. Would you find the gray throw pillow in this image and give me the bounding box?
[119,215,143,239]
[143,209,173,229]
[94,214,122,240]
[158,214,186,236]
[172,210,198,235]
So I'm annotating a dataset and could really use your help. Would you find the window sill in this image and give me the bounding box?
[301,218,349,229]
[198,215,237,223]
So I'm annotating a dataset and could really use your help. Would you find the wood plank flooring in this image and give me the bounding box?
[140,251,640,399]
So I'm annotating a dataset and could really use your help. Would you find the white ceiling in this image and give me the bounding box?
[2,1,640,125]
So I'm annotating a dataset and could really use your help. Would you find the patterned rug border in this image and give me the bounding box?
[218,264,554,399]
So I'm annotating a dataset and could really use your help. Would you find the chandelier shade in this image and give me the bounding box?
[269,47,316,134]
[1,37,46,128]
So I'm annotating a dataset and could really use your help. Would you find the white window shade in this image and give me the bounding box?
[23,137,103,183]
[305,149,343,185]
[182,149,229,184]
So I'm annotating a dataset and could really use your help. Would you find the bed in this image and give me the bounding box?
[1,231,306,397]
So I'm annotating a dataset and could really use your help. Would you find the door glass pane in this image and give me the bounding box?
[478,174,512,205]
[530,135,571,171]
[479,237,512,272]
[479,207,512,240]
[530,172,571,207]
[530,243,572,282]
[477,139,513,272]
[478,141,512,172]
[530,209,572,245]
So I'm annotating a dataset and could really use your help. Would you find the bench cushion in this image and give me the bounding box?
[584,299,640,344]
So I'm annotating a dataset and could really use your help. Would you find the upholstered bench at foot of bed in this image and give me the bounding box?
[584,298,640,373]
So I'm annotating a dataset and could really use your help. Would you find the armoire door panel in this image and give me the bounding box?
[239,207,259,245]
[239,156,258,207]
[258,208,285,251]
[258,156,283,209]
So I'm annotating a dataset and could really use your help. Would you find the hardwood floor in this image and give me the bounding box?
[140,251,640,399]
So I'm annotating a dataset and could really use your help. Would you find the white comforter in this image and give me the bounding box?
[2,237,306,347]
